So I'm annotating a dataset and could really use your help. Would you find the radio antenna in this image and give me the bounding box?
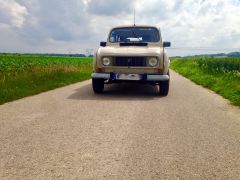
[134,8,136,26]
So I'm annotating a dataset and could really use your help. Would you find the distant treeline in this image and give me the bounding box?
[0,53,93,57]
[172,52,240,58]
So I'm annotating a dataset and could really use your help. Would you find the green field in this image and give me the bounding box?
[0,54,93,105]
[170,57,240,106]
[1,54,240,106]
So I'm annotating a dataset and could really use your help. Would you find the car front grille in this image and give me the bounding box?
[113,57,147,67]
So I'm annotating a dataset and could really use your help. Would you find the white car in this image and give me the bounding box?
[92,25,171,95]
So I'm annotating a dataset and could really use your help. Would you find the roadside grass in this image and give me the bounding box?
[0,54,93,105]
[170,57,240,106]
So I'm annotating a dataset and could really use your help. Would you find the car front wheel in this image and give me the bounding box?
[92,78,104,93]
[159,80,169,96]
[159,71,170,96]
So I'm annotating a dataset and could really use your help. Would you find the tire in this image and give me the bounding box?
[159,71,170,96]
[159,80,169,96]
[92,78,104,93]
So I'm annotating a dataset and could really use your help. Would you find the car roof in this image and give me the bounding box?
[111,25,159,29]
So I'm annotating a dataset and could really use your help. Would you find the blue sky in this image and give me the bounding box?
[0,0,240,56]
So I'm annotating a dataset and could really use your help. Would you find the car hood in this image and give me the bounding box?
[98,46,163,57]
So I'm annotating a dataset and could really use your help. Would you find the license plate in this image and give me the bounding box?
[116,73,142,80]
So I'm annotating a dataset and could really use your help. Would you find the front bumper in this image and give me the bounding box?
[91,73,169,81]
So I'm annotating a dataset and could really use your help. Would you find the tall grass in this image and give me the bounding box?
[196,57,240,77]
[0,54,93,104]
[171,57,240,106]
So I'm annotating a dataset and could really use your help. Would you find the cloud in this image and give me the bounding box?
[86,0,136,16]
[138,0,240,55]
[15,0,91,42]
[0,0,28,27]
[0,0,239,55]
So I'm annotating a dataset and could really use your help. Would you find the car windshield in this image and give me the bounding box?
[109,27,160,43]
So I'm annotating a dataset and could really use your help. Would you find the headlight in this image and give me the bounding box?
[148,57,158,67]
[102,57,111,66]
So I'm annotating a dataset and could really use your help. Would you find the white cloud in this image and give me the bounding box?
[0,0,28,27]
[0,0,239,56]
[86,0,136,16]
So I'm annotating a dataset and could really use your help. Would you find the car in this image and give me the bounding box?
[91,25,171,95]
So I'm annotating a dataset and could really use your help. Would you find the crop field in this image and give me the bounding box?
[1,54,239,106]
[0,54,93,104]
[171,57,240,105]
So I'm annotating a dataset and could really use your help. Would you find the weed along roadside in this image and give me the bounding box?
[170,57,240,106]
[0,54,93,105]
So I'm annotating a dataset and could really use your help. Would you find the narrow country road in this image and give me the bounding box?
[0,70,240,179]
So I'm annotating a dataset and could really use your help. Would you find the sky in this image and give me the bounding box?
[0,0,240,56]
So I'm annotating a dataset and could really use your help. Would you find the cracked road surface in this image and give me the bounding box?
[0,71,240,179]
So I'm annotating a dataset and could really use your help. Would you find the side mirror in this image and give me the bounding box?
[100,41,106,47]
[163,41,171,47]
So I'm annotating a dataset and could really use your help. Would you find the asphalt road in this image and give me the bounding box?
[0,70,240,179]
